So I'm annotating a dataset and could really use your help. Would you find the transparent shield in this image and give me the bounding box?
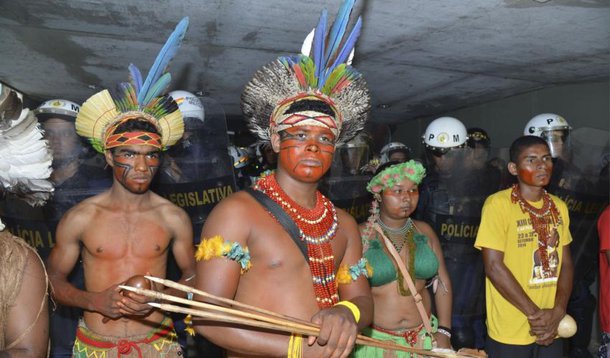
[547,127,609,282]
[416,145,502,324]
[151,96,236,241]
[0,115,111,258]
[321,133,373,223]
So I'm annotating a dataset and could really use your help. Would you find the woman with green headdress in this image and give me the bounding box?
[354,160,453,357]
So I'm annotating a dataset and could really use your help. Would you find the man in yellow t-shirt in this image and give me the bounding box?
[475,135,573,357]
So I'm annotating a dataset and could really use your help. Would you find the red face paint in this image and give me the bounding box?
[278,126,335,183]
[380,178,419,220]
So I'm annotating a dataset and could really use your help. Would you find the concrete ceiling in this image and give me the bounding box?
[0,0,608,125]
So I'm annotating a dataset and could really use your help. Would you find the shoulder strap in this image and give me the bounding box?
[244,187,309,262]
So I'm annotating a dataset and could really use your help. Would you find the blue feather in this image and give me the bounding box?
[313,9,327,80]
[327,16,361,74]
[324,0,356,65]
[142,73,172,106]
[128,64,143,94]
[138,17,189,106]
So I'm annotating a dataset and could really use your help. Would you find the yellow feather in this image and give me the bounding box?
[158,110,184,148]
[75,90,119,142]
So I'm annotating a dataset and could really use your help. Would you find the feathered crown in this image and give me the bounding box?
[0,102,53,209]
[76,17,189,153]
[242,0,370,145]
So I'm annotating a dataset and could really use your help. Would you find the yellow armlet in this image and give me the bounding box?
[334,300,361,323]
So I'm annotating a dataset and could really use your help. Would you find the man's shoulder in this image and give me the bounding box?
[62,192,106,218]
[207,189,261,218]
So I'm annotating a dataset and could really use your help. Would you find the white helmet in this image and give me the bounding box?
[228,145,250,169]
[34,99,80,122]
[168,90,205,128]
[380,142,411,163]
[524,113,572,158]
[422,117,468,150]
[524,113,571,137]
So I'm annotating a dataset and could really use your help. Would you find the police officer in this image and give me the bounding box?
[34,99,108,357]
[416,117,491,350]
[380,141,412,164]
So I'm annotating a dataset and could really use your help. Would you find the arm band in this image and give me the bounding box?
[334,300,361,323]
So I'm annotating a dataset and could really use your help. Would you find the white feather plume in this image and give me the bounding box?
[0,108,53,206]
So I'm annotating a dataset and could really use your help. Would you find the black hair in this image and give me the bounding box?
[113,118,160,136]
[284,99,336,116]
[374,160,402,176]
[509,135,549,163]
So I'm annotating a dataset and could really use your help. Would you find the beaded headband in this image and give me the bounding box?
[367,160,426,194]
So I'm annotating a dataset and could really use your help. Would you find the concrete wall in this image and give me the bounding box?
[393,81,609,156]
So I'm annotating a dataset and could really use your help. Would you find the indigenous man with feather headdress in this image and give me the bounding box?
[46,17,196,357]
[194,1,373,357]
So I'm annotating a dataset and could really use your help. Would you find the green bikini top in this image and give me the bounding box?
[364,232,439,287]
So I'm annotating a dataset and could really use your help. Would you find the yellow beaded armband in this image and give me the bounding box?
[195,235,252,273]
[287,334,303,358]
[336,258,373,285]
[334,300,361,323]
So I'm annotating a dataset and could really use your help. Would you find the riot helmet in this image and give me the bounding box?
[34,99,83,167]
[467,127,491,170]
[168,90,205,131]
[228,145,250,169]
[422,117,468,154]
[524,113,572,159]
[422,117,468,175]
[380,142,411,164]
[34,99,80,122]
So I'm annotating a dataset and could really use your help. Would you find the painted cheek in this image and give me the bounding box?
[278,143,302,172]
[517,168,536,184]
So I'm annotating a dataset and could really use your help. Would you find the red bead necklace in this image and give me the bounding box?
[511,184,562,278]
[255,174,339,308]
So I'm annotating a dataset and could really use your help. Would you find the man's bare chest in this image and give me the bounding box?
[81,213,172,259]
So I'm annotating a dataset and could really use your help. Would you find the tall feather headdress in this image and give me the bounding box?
[76,17,189,153]
[242,0,370,145]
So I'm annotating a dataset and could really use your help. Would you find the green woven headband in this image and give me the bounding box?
[367,160,426,194]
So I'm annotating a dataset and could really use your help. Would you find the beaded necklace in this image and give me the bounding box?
[254,173,339,308]
[377,218,414,252]
[377,218,416,296]
[510,184,562,278]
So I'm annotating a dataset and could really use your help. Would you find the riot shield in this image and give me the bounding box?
[0,106,111,358]
[546,127,609,354]
[0,117,111,258]
[416,145,501,349]
[151,96,236,243]
[321,132,372,223]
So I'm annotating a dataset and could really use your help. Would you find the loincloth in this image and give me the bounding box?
[72,316,183,358]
